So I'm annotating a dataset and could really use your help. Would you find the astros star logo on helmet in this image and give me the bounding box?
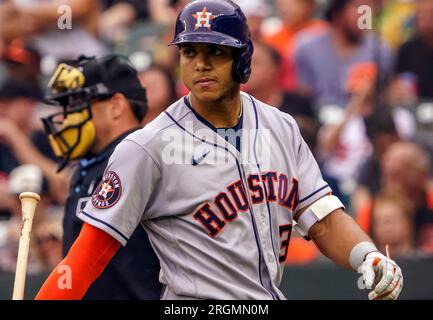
[192,7,215,30]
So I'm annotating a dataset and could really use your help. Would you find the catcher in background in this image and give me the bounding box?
[40,55,161,299]
[36,0,402,300]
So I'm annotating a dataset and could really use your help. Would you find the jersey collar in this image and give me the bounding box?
[183,96,244,133]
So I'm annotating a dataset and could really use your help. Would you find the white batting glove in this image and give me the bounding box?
[359,251,403,300]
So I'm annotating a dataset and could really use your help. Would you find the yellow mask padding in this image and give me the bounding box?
[48,110,95,160]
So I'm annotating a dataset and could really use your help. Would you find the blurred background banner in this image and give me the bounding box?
[1,0,432,299]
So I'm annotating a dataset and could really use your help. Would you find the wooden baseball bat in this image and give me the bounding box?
[12,192,41,300]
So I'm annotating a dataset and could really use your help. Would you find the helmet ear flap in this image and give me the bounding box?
[233,39,254,84]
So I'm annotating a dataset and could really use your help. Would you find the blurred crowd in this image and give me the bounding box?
[0,0,432,274]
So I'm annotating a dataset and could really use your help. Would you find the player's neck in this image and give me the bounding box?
[189,90,242,128]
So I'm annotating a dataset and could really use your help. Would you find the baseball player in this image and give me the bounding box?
[39,55,161,299]
[36,0,403,300]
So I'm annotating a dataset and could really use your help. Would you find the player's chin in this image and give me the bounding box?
[191,88,221,102]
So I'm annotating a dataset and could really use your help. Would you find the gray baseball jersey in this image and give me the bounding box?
[79,91,332,300]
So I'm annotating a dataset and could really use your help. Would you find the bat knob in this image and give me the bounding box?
[19,192,41,202]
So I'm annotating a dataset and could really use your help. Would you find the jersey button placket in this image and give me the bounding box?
[258,211,279,283]
[242,162,277,297]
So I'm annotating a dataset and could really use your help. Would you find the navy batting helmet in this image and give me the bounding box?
[170,0,253,83]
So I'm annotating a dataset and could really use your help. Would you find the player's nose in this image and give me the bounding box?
[194,51,212,72]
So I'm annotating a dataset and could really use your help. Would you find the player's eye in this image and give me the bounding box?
[209,47,224,56]
[182,47,196,57]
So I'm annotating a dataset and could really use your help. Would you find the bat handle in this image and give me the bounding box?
[12,192,41,300]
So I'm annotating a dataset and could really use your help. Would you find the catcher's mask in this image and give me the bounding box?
[42,55,147,171]
[42,61,98,171]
